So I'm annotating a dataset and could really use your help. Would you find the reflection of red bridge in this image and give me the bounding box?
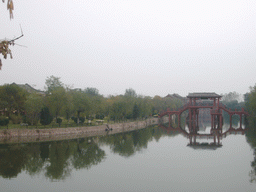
[159,123,246,149]
[158,92,249,129]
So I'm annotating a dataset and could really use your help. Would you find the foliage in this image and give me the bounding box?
[132,103,140,120]
[9,114,22,124]
[40,107,53,125]
[124,88,137,98]
[45,76,64,94]
[84,87,99,96]
[246,84,256,117]
[56,118,62,126]
[245,120,256,182]
[71,89,91,122]
[1,1,24,70]
[3,0,14,19]
[0,83,27,116]
[0,116,9,126]
[44,76,67,121]
[95,113,104,120]
[46,87,67,121]
[25,93,43,125]
[221,91,241,103]
[72,117,85,124]
[63,90,74,121]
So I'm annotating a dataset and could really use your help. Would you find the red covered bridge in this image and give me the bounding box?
[158,92,249,129]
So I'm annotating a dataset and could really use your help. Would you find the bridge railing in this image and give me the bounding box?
[160,102,249,116]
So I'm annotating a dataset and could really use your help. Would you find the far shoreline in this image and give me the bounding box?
[0,117,159,144]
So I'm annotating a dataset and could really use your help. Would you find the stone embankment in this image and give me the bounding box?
[0,118,159,144]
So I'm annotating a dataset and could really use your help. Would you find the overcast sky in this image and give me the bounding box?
[1,0,256,97]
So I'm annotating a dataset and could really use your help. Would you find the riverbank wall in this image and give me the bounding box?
[0,118,159,144]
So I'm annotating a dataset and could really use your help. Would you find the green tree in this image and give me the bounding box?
[84,87,104,117]
[71,90,90,123]
[0,116,9,126]
[109,97,128,121]
[246,84,256,117]
[222,91,241,103]
[124,88,137,98]
[25,93,43,125]
[0,83,27,116]
[84,87,99,96]
[46,87,67,122]
[40,106,53,125]
[45,75,64,94]
[63,90,74,122]
[44,76,67,122]
[132,103,140,120]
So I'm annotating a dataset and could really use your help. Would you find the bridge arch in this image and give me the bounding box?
[159,92,249,130]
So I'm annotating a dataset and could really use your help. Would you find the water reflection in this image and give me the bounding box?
[159,123,246,150]
[245,119,256,183]
[0,126,176,180]
[0,137,106,181]
[159,107,247,150]
[0,120,255,182]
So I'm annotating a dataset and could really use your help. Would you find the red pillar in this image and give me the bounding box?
[169,114,171,128]
[211,115,213,129]
[229,114,232,128]
[240,114,242,128]
[196,109,199,127]
[189,108,192,130]
[178,114,181,128]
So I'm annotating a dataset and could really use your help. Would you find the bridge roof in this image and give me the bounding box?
[187,92,222,98]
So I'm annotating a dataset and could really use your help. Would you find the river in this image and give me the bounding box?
[0,123,256,192]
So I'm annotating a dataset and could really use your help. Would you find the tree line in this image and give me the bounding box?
[0,76,184,127]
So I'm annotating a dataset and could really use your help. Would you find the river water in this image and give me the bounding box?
[1,124,256,192]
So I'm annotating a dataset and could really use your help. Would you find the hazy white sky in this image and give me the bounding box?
[1,0,256,97]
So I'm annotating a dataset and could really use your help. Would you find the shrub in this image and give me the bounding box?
[56,117,62,126]
[96,114,105,120]
[72,117,85,124]
[10,114,22,124]
[0,116,9,126]
[40,107,53,125]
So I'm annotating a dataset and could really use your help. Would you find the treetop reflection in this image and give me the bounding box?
[0,122,251,181]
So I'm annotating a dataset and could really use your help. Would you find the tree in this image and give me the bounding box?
[25,93,43,125]
[84,87,103,115]
[0,83,27,116]
[110,98,128,121]
[44,76,67,122]
[124,88,137,98]
[84,87,99,96]
[132,103,140,120]
[246,84,256,117]
[221,91,241,103]
[71,90,90,123]
[40,106,53,125]
[0,116,9,126]
[63,90,74,122]
[46,87,67,122]
[136,96,153,118]
[45,76,64,94]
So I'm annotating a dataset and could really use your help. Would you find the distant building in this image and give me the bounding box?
[11,83,45,95]
[164,93,187,103]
